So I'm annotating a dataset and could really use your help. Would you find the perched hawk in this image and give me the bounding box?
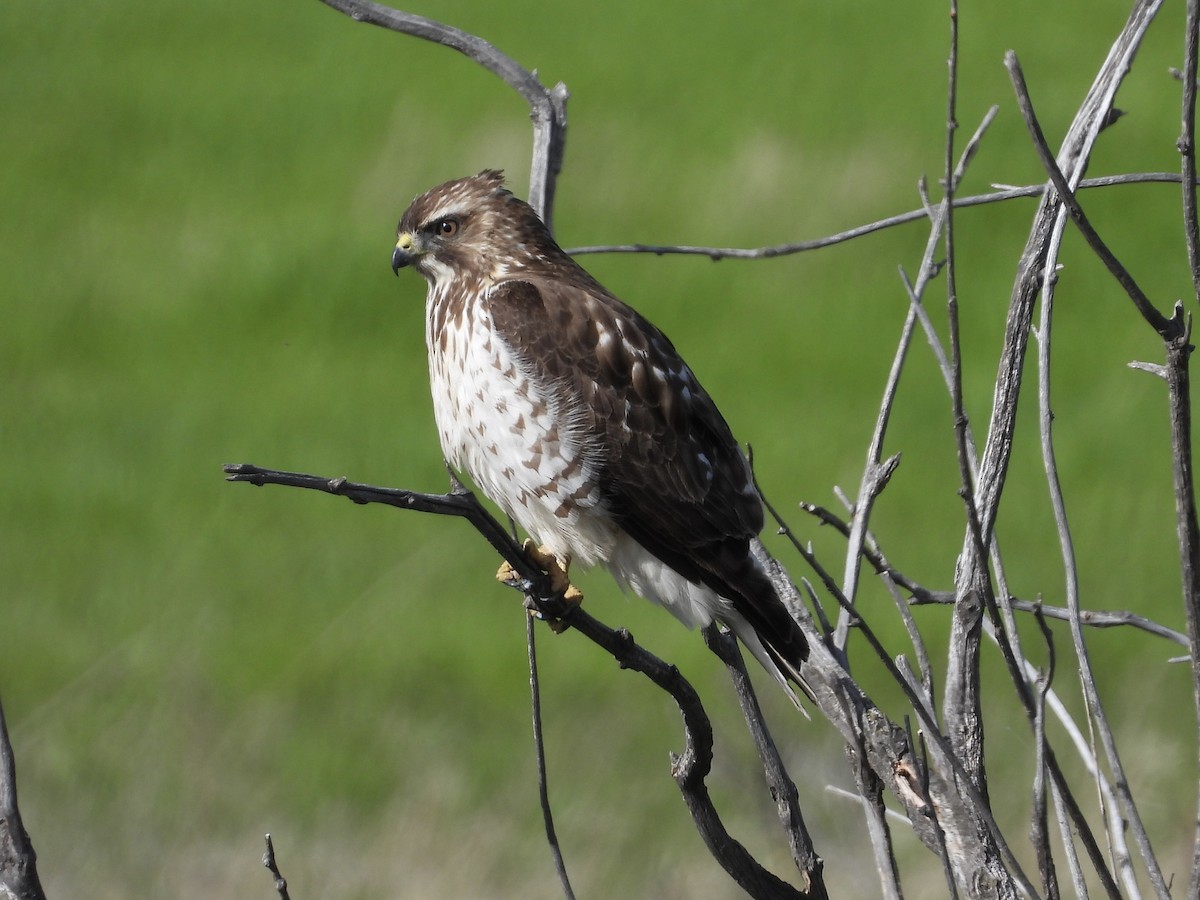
[391,170,810,705]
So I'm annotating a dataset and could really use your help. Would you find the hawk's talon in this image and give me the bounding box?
[495,560,527,591]
[498,541,584,632]
[520,540,583,607]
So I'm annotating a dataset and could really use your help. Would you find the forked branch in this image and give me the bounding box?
[315,0,568,227]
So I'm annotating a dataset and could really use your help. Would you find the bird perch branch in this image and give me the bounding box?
[223,463,814,899]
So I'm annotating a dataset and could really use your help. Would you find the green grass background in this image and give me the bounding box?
[3,0,1198,896]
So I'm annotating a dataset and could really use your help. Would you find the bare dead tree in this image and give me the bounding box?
[224,0,1198,897]
[4,0,1198,898]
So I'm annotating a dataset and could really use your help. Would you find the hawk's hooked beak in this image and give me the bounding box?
[392,232,419,275]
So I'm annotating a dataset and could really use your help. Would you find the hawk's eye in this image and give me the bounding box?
[433,218,460,237]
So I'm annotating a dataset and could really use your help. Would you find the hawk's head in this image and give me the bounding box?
[391,170,564,290]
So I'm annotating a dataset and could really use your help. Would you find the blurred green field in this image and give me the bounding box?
[3,1,1198,896]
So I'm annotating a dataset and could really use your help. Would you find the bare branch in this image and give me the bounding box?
[525,618,576,899]
[1029,167,1163,896]
[845,733,903,900]
[750,538,1040,898]
[225,463,544,583]
[262,834,292,900]
[1176,8,1200,895]
[565,173,1191,260]
[952,105,1000,188]
[702,625,828,899]
[823,785,909,826]
[224,464,805,898]
[1179,0,1200,296]
[917,731,961,900]
[937,8,1023,892]
[999,623,1125,900]
[801,498,1188,646]
[1028,609,1059,900]
[935,11,1164,893]
[1006,50,1179,339]
[0,696,44,900]
[886,575,936,718]
[1048,780,1089,900]
[911,592,1188,646]
[1162,324,1200,899]
[315,0,568,227]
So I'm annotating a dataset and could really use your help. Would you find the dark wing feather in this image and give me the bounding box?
[486,276,807,667]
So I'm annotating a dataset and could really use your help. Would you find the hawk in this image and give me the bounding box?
[391,170,810,705]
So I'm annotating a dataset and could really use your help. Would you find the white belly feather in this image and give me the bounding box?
[427,288,616,568]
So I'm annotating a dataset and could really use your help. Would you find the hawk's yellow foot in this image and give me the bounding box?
[523,540,584,605]
[496,541,584,632]
[495,559,522,587]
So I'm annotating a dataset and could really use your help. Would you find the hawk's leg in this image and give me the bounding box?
[497,541,584,631]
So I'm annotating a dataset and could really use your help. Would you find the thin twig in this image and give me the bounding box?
[907,591,1188,646]
[803,496,1188,643]
[262,834,292,900]
[1029,608,1059,900]
[884,574,936,718]
[1048,777,1089,900]
[565,173,1191,260]
[1006,51,1179,339]
[557,613,806,896]
[526,615,575,900]
[939,14,1009,891]
[918,730,960,900]
[823,785,909,826]
[225,464,546,583]
[846,732,903,900]
[1029,161,1141,897]
[1177,6,1200,894]
[1163,324,1200,900]
[1000,623,1123,900]
[937,36,1044,881]
[832,261,914,641]
[509,509,575,899]
[801,577,836,645]
[900,264,958,401]
[1179,0,1200,296]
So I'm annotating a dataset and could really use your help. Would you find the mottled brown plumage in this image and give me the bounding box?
[391,170,809,702]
